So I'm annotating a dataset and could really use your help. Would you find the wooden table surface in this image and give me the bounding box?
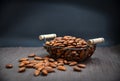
[0,45,120,81]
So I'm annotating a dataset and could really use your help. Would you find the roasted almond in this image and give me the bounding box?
[34,56,43,60]
[19,62,25,67]
[44,62,50,66]
[57,66,66,71]
[77,64,86,68]
[45,67,55,73]
[73,66,81,72]
[69,61,77,66]
[6,64,13,68]
[53,61,58,65]
[45,41,50,45]
[37,66,44,71]
[49,63,57,68]
[42,69,48,75]
[63,60,68,64]
[19,58,29,62]
[26,64,34,68]
[18,67,26,72]
[34,70,40,76]
[57,63,64,66]
[48,58,55,62]
[22,61,30,65]
[34,63,44,69]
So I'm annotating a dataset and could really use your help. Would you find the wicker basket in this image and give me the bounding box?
[39,34,104,62]
[44,44,96,62]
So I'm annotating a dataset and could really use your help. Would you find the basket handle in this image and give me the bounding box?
[88,37,104,44]
[39,34,57,40]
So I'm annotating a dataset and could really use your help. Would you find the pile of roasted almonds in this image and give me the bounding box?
[44,36,96,61]
[6,53,86,76]
[45,36,87,48]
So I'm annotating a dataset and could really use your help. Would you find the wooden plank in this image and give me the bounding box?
[0,45,120,81]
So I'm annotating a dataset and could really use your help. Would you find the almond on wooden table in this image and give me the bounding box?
[18,67,26,73]
[34,56,43,60]
[57,66,66,71]
[34,70,40,76]
[44,67,55,73]
[42,69,48,75]
[26,64,34,68]
[69,61,78,66]
[6,64,13,68]
[77,64,86,68]
[57,63,64,66]
[19,58,29,62]
[19,62,25,67]
[49,63,57,68]
[73,66,81,72]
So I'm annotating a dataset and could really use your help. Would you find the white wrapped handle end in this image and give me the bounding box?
[39,34,57,40]
[88,37,104,44]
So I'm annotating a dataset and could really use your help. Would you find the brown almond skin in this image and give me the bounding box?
[18,67,26,72]
[53,61,58,65]
[34,70,40,76]
[63,60,68,64]
[45,41,50,45]
[34,63,44,69]
[77,64,86,68]
[73,66,81,72]
[43,59,49,63]
[29,60,37,64]
[49,63,57,68]
[22,61,30,65]
[6,64,13,68]
[57,63,64,66]
[26,64,34,68]
[69,62,78,66]
[48,58,55,62]
[57,66,66,71]
[44,62,50,66]
[34,56,43,60]
[45,67,55,73]
[42,69,48,75]
[28,53,36,57]
[19,62,25,67]
[19,58,29,62]
[37,66,44,71]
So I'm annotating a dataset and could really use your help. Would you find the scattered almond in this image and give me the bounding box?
[49,63,57,68]
[19,58,29,62]
[34,56,43,60]
[73,66,81,72]
[77,64,86,68]
[6,64,13,68]
[69,61,77,66]
[18,67,26,72]
[42,69,48,75]
[19,62,25,67]
[34,70,40,76]
[45,67,55,73]
[57,66,66,71]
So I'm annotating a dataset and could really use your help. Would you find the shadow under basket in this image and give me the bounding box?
[44,44,96,62]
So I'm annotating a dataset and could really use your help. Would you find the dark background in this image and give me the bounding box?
[0,0,119,47]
